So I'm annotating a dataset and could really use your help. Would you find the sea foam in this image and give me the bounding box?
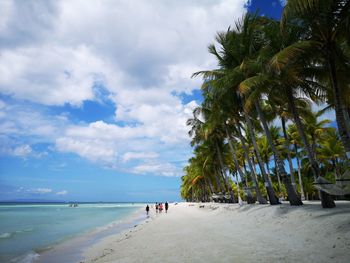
[0,232,12,239]
[12,251,39,263]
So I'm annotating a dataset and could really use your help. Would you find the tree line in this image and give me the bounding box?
[180,0,350,208]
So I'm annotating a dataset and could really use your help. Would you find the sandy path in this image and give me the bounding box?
[82,201,350,263]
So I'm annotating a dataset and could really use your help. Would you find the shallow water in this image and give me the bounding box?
[0,203,144,263]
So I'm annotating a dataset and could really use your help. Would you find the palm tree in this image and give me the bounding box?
[182,5,348,208]
[288,124,306,199]
[279,0,350,158]
[225,127,255,203]
[232,15,303,205]
[253,100,303,205]
[239,15,334,207]
[188,102,236,203]
[318,128,346,180]
[257,135,273,183]
[192,15,274,204]
[232,121,268,204]
[264,97,312,200]
[303,110,332,162]
[187,110,227,195]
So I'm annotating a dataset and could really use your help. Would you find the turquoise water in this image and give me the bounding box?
[0,203,143,263]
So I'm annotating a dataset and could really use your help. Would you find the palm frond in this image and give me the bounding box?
[271,40,322,71]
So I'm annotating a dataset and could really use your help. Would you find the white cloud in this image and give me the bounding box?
[12,145,32,157]
[56,136,116,163]
[0,0,247,176]
[0,142,48,158]
[122,152,158,163]
[0,102,68,139]
[0,100,6,119]
[17,187,53,194]
[0,103,67,159]
[17,187,67,195]
[0,99,5,109]
[0,0,247,106]
[33,188,52,194]
[132,162,180,177]
[0,45,116,106]
[56,190,68,195]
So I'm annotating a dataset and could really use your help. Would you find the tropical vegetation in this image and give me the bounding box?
[180,0,350,208]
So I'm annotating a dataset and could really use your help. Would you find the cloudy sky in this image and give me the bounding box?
[0,0,285,202]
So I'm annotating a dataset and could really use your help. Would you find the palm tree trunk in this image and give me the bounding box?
[241,163,254,203]
[332,159,338,181]
[281,116,298,193]
[242,162,249,187]
[255,101,302,205]
[311,140,319,193]
[225,127,253,204]
[225,128,246,182]
[345,109,350,138]
[205,176,214,195]
[236,125,267,204]
[265,161,273,184]
[294,143,305,200]
[327,53,350,160]
[285,89,334,208]
[251,154,259,179]
[274,157,283,199]
[202,182,206,202]
[219,169,229,192]
[244,115,279,205]
[264,161,278,202]
[235,174,243,205]
[214,170,225,194]
[215,143,236,203]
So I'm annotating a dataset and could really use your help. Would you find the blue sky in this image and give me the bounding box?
[0,1,288,202]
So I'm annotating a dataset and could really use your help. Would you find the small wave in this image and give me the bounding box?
[0,228,34,239]
[15,228,34,234]
[0,232,12,239]
[11,251,39,263]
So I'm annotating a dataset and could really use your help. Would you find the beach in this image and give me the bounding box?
[82,201,350,263]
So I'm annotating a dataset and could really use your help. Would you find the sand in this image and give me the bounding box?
[82,201,350,263]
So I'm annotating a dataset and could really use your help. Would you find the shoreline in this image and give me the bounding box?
[81,201,350,263]
[35,206,147,263]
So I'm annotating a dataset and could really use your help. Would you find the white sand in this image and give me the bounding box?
[82,201,350,263]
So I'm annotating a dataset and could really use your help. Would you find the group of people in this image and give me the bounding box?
[155,202,169,213]
[145,201,169,215]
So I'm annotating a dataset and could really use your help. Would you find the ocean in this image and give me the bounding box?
[0,202,145,263]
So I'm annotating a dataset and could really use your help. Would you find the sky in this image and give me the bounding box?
[0,0,288,202]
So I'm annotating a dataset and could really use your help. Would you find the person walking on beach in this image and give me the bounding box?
[159,203,163,212]
[155,203,159,213]
[146,205,149,215]
[165,201,168,213]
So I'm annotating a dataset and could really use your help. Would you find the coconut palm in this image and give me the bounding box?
[302,110,332,162]
[188,102,236,203]
[182,3,348,208]
[187,110,227,194]
[239,15,336,207]
[257,135,273,182]
[288,124,306,197]
[229,15,303,205]
[318,128,346,180]
[277,0,350,157]
[192,14,275,204]
[264,97,312,200]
